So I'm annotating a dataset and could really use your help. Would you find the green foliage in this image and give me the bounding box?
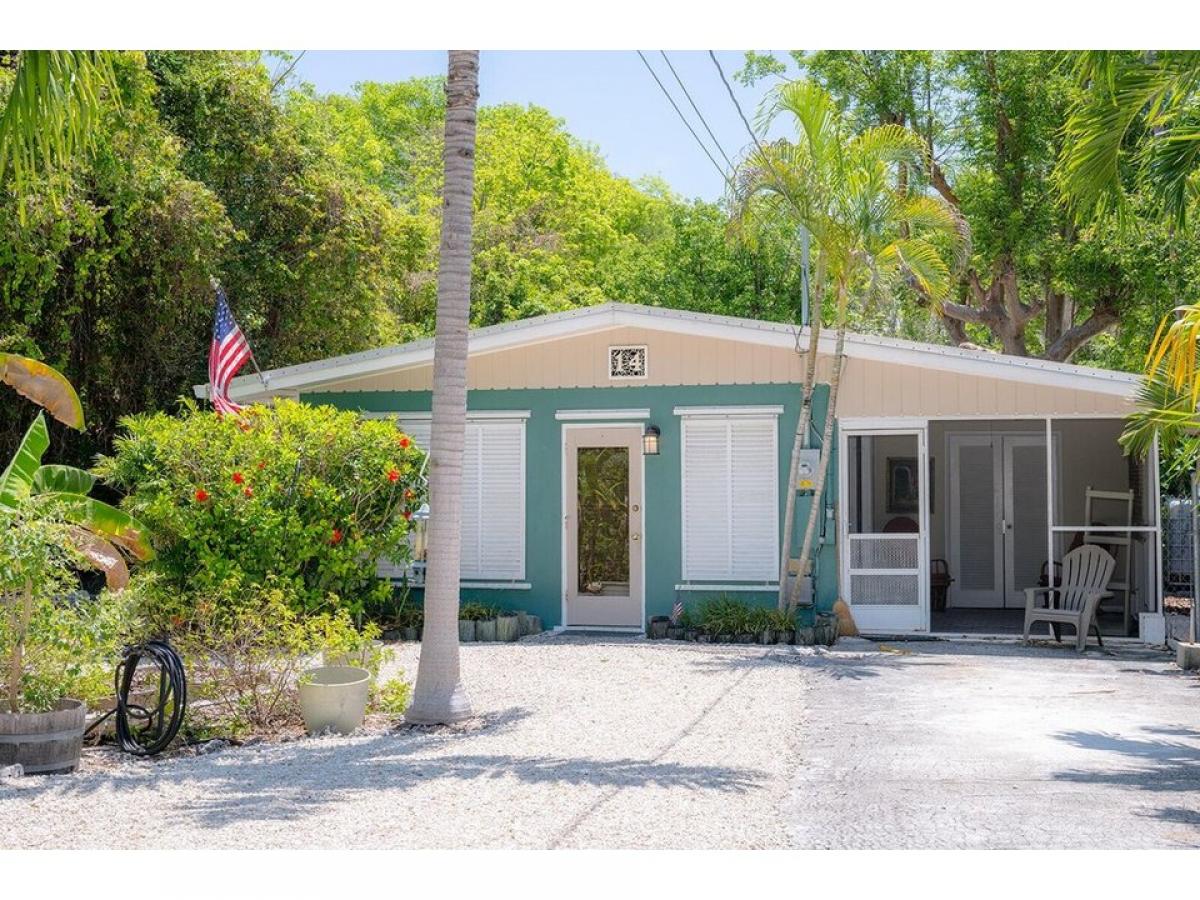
[0,501,136,713]
[146,574,364,735]
[695,595,759,635]
[94,399,425,621]
[373,675,413,716]
[458,602,499,621]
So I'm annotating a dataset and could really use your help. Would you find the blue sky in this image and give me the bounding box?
[287,50,798,202]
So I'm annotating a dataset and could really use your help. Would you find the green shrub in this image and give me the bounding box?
[143,574,365,736]
[745,606,774,634]
[374,676,413,716]
[95,399,425,622]
[695,595,755,635]
[458,602,498,621]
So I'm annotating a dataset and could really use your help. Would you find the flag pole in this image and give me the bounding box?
[210,276,270,390]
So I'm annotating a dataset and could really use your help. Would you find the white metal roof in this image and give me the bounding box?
[194,302,1141,401]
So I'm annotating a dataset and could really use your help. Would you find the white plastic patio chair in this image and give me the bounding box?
[1023,544,1115,652]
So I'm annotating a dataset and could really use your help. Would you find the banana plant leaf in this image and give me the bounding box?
[0,412,49,511]
[37,491,155,561]
[69,526,130,590]
[0,353,85,430]
[32,464,96,496]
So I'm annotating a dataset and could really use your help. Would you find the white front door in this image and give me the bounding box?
[564,426,644,628]
[948,432,1057,609]
[840,427,929,633]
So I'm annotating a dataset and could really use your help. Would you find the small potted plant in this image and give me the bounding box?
[322,622,389,682]
[770,609,795,645]
[647,616,670,640]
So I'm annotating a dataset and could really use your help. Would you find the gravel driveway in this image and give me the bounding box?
[1,634,806,849]
[4,633,1199,849]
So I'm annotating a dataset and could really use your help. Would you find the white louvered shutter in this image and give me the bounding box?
[683,416,778,582]
[730,418,778,580]
[380,416,524,583]
[683,419,732,579]
[474,422,525,580]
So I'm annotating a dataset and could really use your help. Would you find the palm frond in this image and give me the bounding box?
[878,237,953,304]
[0,50,117,206]
[1121,366,1200,459]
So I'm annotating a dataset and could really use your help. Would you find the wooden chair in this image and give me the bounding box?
[1023,544,1116,651]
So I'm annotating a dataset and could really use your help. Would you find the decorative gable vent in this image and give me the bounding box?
[609,345,647,380]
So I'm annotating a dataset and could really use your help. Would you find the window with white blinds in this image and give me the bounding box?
[681,414,779,582]
[391,414,526,583]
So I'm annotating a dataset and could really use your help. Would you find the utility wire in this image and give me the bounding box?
[635,50,733,192]
[659,51,735,172]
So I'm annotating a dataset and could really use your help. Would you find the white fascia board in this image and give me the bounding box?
[194,301,1140,402]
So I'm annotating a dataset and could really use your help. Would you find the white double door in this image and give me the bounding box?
[948,433,1057,609]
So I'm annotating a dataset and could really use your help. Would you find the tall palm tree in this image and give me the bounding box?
[406,51,479,725]
[0,51,117,209]
[733,80,963,613]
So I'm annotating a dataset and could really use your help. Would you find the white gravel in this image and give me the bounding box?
[0,633,811,849]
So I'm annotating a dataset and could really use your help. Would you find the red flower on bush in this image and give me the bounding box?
[256,461,266,470]
[404,488,415,501]
[387,468,400,483]
[403,509,412,521]
[194,488,209,503]
[330,528,344,545]
[243,486,254,498]
[398,435,411,449]
[232,471,245,485]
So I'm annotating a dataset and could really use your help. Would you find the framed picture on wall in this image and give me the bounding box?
[886,456,920,514]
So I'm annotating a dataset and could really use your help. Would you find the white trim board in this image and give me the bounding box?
[555,409,650,421]
[361,410,531,421]
[195,302,1140,402]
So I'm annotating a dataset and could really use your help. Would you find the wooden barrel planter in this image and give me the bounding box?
[0,699,86,774]
[648,616,670,639]
[475,618,497,642]
[458,619,476,642]
[496,614,519,642]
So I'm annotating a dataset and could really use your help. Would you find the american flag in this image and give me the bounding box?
[208,285,252,416]
[672,596,684,624]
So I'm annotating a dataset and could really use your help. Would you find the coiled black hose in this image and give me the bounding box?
[84,639,187,756]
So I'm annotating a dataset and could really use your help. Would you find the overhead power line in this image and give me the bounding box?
[659,51,735,172]
[635,50,733,192]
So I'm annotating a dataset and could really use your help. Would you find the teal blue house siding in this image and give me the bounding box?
[304,383,837,628]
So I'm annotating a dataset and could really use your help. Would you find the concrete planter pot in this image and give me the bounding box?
[475,618,497,642]
[323,640,385,683]
[735,632,755,644]
[775,629,795,645]
[0,698,86,775]
[458,620,476,642]
[400,626,420,642]
[666,625,685,641]
[758,629,775,645]
[684,628,700,642]
[648,616,670,640]
[299,666,370,735]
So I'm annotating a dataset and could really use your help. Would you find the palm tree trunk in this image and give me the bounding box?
[407,50,479,725]
[778,315,822,610]
[787,318,847,614]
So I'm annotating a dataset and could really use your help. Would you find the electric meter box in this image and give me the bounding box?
[796,449,821,491]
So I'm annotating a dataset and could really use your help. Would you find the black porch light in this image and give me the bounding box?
[642,424,661,456]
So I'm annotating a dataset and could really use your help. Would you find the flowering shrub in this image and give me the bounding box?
[95,399,425,621]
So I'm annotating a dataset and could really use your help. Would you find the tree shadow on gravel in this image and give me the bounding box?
[685,646,950,681]
[8,704,768,830]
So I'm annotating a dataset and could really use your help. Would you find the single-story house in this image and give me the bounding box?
[197,303,1164,643]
